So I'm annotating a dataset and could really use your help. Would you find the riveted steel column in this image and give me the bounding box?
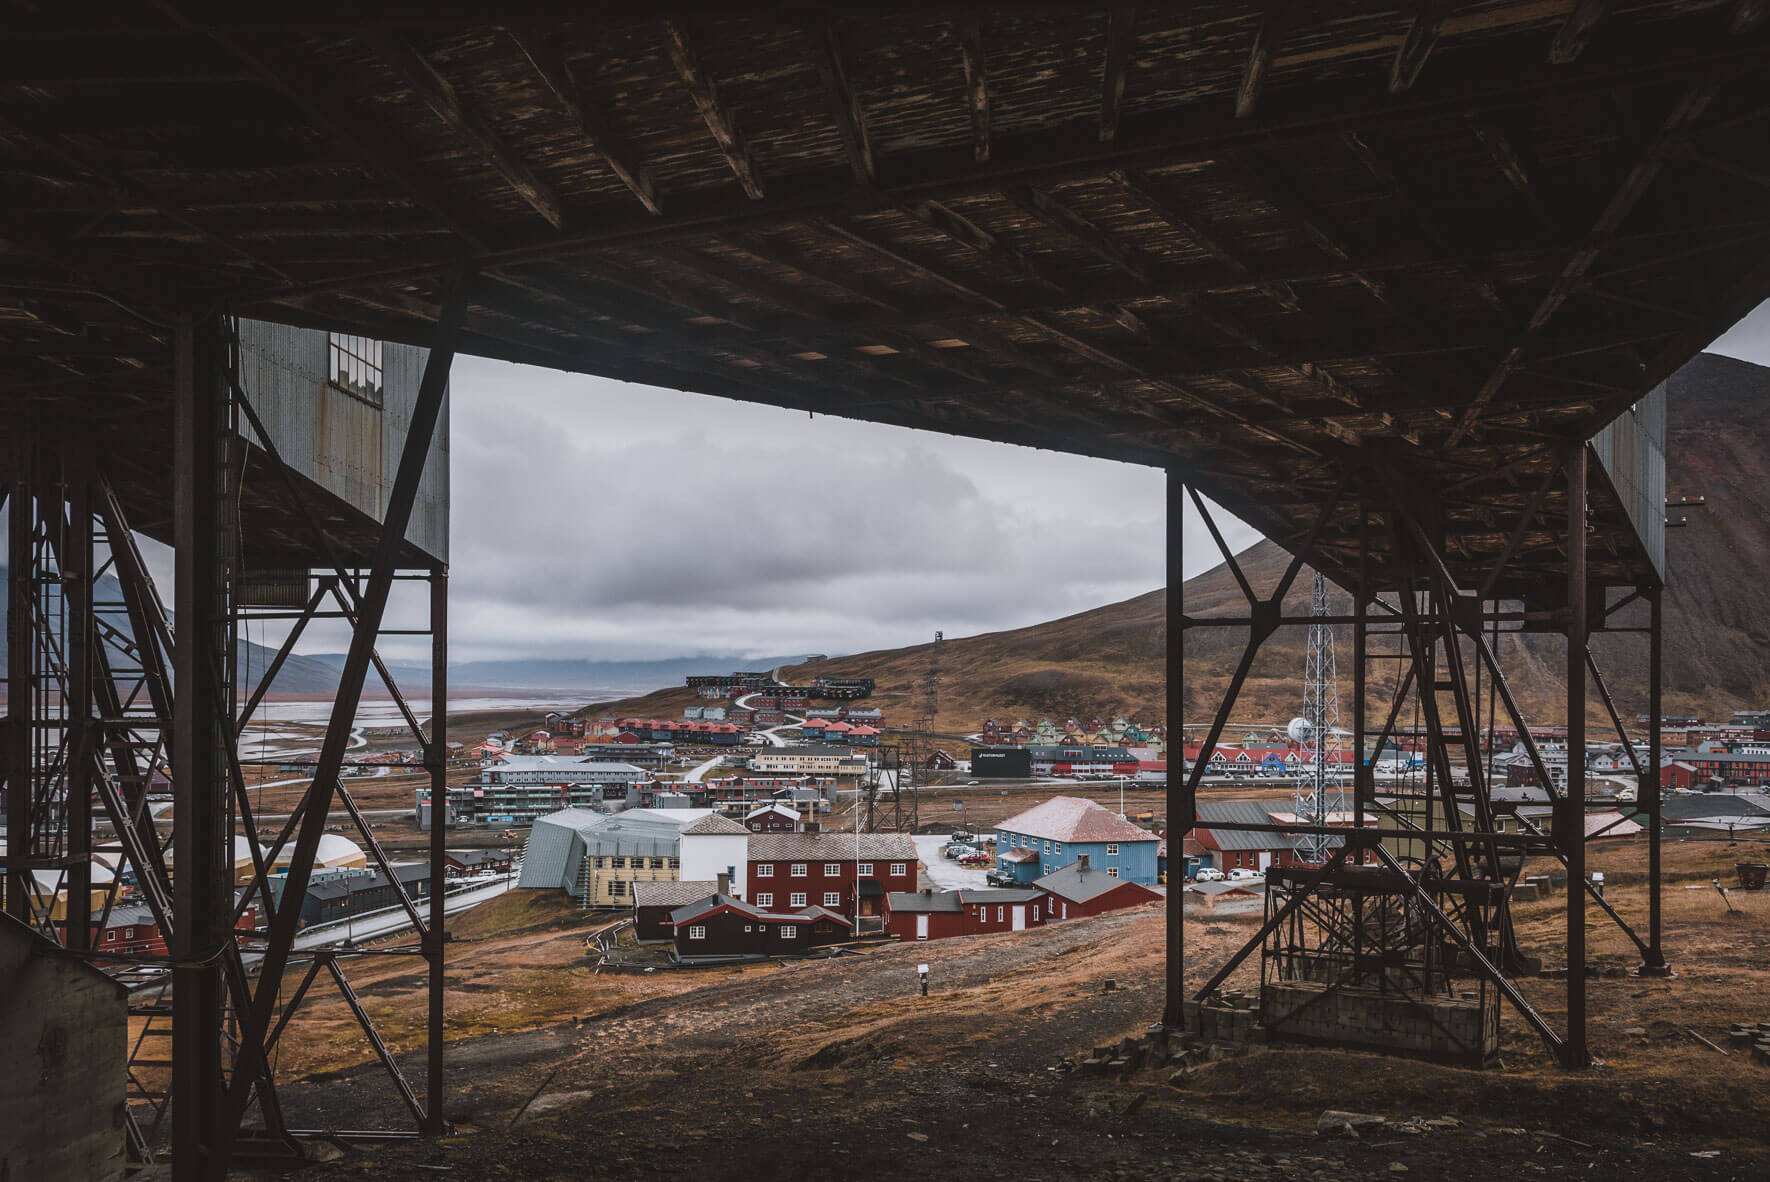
[172,313,232,1176]
[425,565,448,1134]
[1163,469,1187,1028]
[1560,448,1589,1068]
[5,442,31,924]
[1643,585,1667,971]
[64,438,95,950]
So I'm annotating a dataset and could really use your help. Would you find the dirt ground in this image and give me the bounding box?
[212,827,1770,1182]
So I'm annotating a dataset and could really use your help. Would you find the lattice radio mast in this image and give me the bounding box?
[1294,572,1346,863]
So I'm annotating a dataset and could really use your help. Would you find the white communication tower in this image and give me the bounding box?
[1294,571,1346,863]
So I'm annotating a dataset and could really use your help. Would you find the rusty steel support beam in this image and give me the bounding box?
[425,566,448,1134]
[63,440,94,951]
[1560,447,1590,1068]
[5,469,32,923]
[219,267,469,1165]
[1642,584,1669,973]
[171,312,231,1178]
[1163,469,1186,1028]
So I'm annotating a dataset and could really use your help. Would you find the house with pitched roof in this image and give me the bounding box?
[992,795,1159,885]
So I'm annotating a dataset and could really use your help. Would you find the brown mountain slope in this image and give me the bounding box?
[589,353,1768,732]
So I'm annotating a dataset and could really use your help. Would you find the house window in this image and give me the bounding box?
[612,856,627,869]
[668,857,680,869]
[824,862,841,876]
[1107,868,1119,879]
[105,930,117,942]
[790,892,807,907]
[744,925,753,932]
[756,893,773,907]
[858,862,873,876]
[689,925,707,940]
[609,879,628,898]
[791,863,808,877]
[756,863,773,877]
[123,927,136,939]
[1107,843,1119,856]
[889,862,906,877]
[327,333,384,404]
[824,892,840,907]
[781,926,797,939]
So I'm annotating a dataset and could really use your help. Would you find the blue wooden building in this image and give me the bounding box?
[993,796,1159,886]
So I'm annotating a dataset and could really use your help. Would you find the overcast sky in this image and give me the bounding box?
[436,357,1255,665]
[135,299,1770,667]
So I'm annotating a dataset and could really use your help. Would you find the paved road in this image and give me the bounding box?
[733,692,803,747]
[683,754,725,783]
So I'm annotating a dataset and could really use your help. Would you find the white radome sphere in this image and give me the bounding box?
[1287,717,1313,744]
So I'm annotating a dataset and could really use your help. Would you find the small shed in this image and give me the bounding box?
[884,888,966,941]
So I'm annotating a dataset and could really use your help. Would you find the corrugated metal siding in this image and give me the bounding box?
[515,810,602,892]
[1590,386,1666,581]
[235,318,449,564]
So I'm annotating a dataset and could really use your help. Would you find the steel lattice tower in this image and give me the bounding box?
[1296,571,1345,864]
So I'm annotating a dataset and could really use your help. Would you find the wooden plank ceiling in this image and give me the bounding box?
[2,1,1768,586]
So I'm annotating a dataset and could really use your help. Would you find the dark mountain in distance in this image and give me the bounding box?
[307,652,817,697]
[0,569,344,696]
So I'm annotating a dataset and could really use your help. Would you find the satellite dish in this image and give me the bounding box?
[1287,717,1313,744]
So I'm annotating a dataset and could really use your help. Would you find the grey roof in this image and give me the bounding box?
[682,814,750,836]
[1193,799,1350,853]
[748,832,916,861]
[796,905,854,927]
[1661,793,1770,821]
[632,880,717,909]
[886,890,965,913]
[958,888,1045,905]
[1033,861,1154,904]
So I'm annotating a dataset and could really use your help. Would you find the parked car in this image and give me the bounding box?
[985,867,1019,887]
[959,852,992,867]
[943,842,972,860]
[1192,867,1225,883]
[1227,867,1262,881]
[950,829,976,843]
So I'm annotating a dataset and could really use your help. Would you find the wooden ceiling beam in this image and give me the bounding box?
[1548,0,1610,65]
[807,20,876,186]
[1389,1,1449,94]
[1450,69,1732,445]
[358,30,565,230]
[664,20,764,199]
[507,28,660,215]
[1235,7,1287,119]
[955,17,990,163]
[236,28,1769,303]
[1099,7,1137,144]
[1003,186,1152,283]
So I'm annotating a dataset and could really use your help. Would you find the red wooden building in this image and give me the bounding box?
[1033,857,1162,919]
[743,803,803,833]
[747,832,918,918]
[668,893,852,958]
[883,887,1051,941]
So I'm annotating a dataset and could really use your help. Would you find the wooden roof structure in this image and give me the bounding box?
[4,1,1768,584]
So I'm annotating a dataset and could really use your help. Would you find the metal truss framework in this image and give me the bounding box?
[1163,454,1667,1068]
[0,292,464,1176]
